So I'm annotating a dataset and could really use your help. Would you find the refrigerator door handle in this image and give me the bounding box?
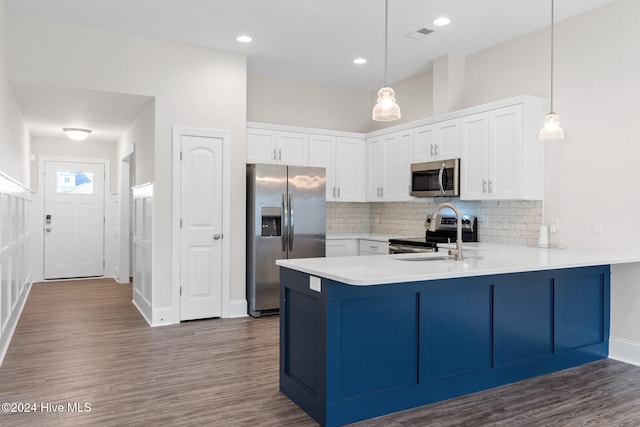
[282,192,288,252]
[288,192,295,251]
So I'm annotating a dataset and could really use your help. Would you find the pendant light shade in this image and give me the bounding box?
[539,113,564,140]
[540,0,564,141]
[373,87,401,121]
[373,0,401,121]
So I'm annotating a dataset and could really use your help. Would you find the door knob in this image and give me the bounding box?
[46,227,52,232]
[213,234,221,240]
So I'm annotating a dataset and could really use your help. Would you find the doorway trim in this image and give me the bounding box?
[117,144,135,284]
[36,156,111,282]
[172,127,234,321]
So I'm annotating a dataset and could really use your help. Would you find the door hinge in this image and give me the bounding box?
[180,151,183,160]
[180,219,182,228]
[180,286,182,296]
[103,260,105,267]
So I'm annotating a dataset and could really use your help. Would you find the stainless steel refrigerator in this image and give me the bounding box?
[246,164,326,317]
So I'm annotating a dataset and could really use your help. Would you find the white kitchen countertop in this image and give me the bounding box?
[276,243,640,285]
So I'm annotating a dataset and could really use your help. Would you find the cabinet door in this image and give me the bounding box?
[488,105,522,200]
[413,124,436,163]
[460,113,489,200]
[437,118,461,160]
[277,131,308,166]
[247,128,276,164]
[386,130,413,201]
[326,239,357,257]
[335,137,365,202]
[366,137,385,200]
[309,134,336,201]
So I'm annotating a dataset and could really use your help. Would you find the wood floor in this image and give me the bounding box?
[1,279,640,426]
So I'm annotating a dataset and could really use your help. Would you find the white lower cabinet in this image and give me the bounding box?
[358,240,389,255]
[460,103,544,200]
[326,239,358,257]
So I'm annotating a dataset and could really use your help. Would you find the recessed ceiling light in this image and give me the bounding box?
[432,17,451,27]
[236,35,252,43]
[353,58,367,65]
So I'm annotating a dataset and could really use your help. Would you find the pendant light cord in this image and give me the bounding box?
[550,0,555,112]
[384,0,389,87]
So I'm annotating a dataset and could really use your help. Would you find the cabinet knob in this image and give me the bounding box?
[213,234,222,240]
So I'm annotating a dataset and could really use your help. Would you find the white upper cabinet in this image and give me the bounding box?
[460,103,544,200]
[334,137,366,202]
[308,134,336,200]
[247,128,308,166]
[309,134,365,202]
[413,118,461,163]
[367,130,413,201]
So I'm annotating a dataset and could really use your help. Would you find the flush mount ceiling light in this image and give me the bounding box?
[63,128,92,141]
[432,16,451,26]
[540,0,564,141]
[353,58,367,65]
[236,35,252,43]
[372,0,401,122]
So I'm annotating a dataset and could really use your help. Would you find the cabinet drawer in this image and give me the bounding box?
[358,240,389,255]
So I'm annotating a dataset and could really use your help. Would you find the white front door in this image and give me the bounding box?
[44,161,105,279]
[180,134,223,320]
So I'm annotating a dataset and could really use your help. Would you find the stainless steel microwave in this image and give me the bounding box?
[410,159,460,197]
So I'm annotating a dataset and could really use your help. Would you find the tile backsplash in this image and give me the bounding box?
[327,199,543,246]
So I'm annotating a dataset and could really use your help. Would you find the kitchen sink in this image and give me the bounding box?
[395,255,483,262]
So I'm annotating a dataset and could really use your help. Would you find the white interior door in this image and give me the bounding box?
[180,134,223,320]
[44,161,105,279]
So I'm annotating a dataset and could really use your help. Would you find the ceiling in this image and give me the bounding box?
[4,0,615,142]
[10,82,153,143]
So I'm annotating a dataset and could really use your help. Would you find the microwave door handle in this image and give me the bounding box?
[438,163,446,196]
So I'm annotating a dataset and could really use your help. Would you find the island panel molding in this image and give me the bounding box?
[279,265,610,426]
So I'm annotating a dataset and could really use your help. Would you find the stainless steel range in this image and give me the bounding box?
[388,215,478,254]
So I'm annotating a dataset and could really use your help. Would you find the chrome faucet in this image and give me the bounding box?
[429,202,463,261]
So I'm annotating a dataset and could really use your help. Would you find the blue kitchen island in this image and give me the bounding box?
[276,246,640,426]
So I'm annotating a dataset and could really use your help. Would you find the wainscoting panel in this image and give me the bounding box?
[132,183,153,325]
[0,171,33,365]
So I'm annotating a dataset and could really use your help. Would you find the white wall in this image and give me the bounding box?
[116,99,155,189]
[247,74,372,132]
[461,0,640,346]
[7,15,247,324]
[0,0,34,366]
[30,136,118,192]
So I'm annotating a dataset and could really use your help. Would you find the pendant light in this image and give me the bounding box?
[539,0,564,140]
[372,0,401,121]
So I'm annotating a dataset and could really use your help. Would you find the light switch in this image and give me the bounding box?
[309,275,321,293]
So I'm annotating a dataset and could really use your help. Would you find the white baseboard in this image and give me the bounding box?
[0,282,32,367]
[609,336,640,367]
[225,298,248,318]
[151,307,178,327]
[132,295,153,326]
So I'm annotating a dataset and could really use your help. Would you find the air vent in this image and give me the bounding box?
[406,27,434,40]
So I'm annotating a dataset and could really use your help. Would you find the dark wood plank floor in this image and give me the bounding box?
[1,279,640,426]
